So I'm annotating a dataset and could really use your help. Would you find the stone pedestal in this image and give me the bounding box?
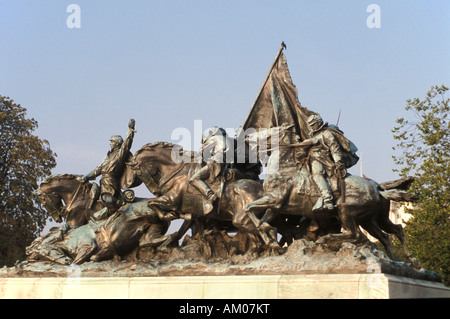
[2,239,449,299]
[1,274,449,299]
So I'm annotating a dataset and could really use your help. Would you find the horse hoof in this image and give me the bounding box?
[156,245,169,252]
[268,242,280,250]
[267,243,283,255]
[90,254,102,262]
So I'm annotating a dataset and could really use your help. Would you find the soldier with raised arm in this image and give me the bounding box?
[79,119,136,215]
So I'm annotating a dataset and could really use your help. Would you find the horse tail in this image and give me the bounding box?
[379,176,414,191]
[378,176,417,202]
[379,189,417,202]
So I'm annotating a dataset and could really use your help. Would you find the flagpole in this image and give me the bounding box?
[242,42,286,130]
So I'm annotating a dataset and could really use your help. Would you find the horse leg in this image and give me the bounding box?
[147,194,179,220]
[244,194,279,224]
[360,218,394,259]
[139,220,171,249]
[336,205,362,240]
[156,216,194,250]
[73,244,97,264]
[377,210,420,268]
[319,205,368,249]
[260,208,278,225]
[233,209,280,253]
[243,196,279,246]
[147,195,170,208]
[259,209,280,243]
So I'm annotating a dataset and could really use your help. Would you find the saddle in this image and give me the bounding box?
[85,182,135,211]
[294,164,342,200]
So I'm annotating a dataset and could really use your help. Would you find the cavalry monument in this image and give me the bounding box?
[1,44,448,299]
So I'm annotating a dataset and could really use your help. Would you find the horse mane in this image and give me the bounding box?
[135,142,199,158]
[41,173,83,185]
[138,141,179,152]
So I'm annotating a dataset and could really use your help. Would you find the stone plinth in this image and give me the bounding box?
[1,274,449,299]
[2,239,449,299]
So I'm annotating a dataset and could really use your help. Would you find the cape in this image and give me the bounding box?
[323,125,359,169]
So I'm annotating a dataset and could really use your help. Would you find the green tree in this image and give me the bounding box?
[0,96,57,266]
[392,84,450,284]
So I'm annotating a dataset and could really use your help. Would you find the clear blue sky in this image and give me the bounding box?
[1,1,449,198]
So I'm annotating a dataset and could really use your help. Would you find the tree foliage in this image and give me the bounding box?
[392,85,450,284]
[0,96,57,266]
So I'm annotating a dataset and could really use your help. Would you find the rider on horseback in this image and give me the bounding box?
[78,119,136,218]
[297,114,359,212]
[189,126,235,214]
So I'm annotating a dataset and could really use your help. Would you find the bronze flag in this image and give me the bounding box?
[241,43,318,141]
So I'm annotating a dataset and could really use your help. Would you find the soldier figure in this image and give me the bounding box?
[79,119,136,216]
[297,114,358,212]
[189,126,235,214]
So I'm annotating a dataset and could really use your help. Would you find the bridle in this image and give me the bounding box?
[38,191,66,221]
[37,180,88,222]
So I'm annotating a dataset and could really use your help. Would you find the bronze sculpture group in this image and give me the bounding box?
[29,44,419,268]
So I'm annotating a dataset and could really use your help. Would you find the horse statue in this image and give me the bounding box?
[35,174,106,227]
[128,142,275,243]
[27,199,172,265]
[244,125,419,266]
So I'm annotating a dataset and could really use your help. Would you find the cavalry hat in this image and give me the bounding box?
[110,135,123,143]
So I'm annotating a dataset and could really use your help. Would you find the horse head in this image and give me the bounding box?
[34,186,64,222]
[36,174,85,223]
[131,142,193,195]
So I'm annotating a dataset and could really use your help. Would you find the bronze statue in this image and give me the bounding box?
[295,114,359,212]
[238,43,418,266]
[243,124,418,266]
[128,142,274,244]
[188,126,235,214]
[35,174,104,227]
[78,119,137,217]
[27,44,421,270]
[27,199,171,265]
